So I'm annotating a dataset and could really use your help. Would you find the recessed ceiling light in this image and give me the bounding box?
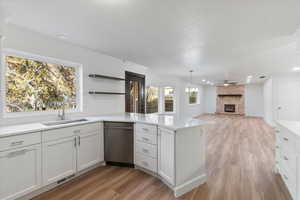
[56,34,68,39]
[202,79,206,82]
[292,67,300,71]
[224,83,229,87]
[247,75,253,79]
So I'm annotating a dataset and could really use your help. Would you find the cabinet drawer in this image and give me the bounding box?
[136,141,157,158]
[280,166,296,199]
[43,123,101,142]
[79,123,101,134]
[0,132,41,152]
[280,151,296,175]
[135,153,157,173]
[279,126,296,155]
[136,132,157,145]
[135,123,157,135]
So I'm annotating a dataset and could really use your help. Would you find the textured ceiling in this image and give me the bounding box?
[1,0,300,84]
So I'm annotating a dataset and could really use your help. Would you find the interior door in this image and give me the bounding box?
[276,79,300,120]
[125,71,145,113]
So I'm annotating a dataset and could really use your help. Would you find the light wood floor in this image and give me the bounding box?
[34,115,291,200]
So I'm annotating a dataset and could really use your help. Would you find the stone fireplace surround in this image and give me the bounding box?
[216,85,245,115]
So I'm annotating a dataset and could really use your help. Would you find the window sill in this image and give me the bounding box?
[162,112,176,114]
[188,103,200,106]
[3,109,82,119]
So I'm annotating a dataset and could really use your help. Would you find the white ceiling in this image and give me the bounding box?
[1,0,300,84]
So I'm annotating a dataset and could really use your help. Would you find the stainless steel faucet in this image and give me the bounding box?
[58,108,66,120]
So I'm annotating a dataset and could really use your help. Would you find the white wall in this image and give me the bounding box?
[263,78,274,126]
[203,86,216,114]
[245,84,264,117]
[0,24,203,126]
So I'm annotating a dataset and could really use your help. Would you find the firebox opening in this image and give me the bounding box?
[224,104,236,113]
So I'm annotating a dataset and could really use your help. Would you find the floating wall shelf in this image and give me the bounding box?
[88,74,125,81]
[218,94,243,97]
[89,91,126,95]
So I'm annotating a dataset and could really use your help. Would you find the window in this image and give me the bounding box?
[186,87,199,104]
[3,50,81,114]
[164,87,175,112]
[146,86,159,113]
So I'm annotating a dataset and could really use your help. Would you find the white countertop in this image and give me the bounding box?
[0,113,213,138]
[277,120,300,137]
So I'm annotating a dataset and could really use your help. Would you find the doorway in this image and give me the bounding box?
[125,71,145,113]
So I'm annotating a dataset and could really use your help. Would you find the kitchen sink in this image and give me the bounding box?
[43,119,88,126]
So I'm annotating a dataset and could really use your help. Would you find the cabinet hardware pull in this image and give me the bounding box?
[143,128,149,131]
[74,137,77,147]
[283,137,288,141]
[6,149,27,158]
[142,148,149,153]
[275,130,280,133]
[142,137,149,141]
[284,156,288,161]
[78,136,81,146]
[10,141,24,146]
[276,146,279,149]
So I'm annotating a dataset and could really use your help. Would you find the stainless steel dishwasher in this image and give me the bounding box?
[104,122,134,167]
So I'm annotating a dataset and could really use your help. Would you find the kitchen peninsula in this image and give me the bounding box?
[0,113,213,199]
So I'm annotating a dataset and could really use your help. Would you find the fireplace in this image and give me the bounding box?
[224,104,236,113]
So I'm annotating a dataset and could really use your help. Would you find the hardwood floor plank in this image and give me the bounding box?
[33,114,291,200]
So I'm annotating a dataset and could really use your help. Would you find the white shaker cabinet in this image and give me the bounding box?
[42,122,103,186]
[158,127,175,186]
[276,122,299,199]
[0,133,42,200]
[42,136,77,186]
[77,123,104,171]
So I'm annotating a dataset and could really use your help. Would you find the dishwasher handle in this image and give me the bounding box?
[104,127,133,130]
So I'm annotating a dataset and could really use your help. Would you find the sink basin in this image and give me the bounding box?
[43,119,88,126]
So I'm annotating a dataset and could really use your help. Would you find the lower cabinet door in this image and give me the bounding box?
[43,137,77,186]
[77,131,102,171]
[158,128,175,185]
[0,144,42,200]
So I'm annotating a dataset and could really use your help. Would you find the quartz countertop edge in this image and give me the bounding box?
[276,120,300,137]
[0,113,214,138]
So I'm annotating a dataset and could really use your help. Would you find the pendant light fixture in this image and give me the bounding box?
[185,70,199,93]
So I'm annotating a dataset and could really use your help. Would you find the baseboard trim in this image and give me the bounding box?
[173,174,207,197]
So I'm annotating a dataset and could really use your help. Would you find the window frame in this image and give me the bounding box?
[162,86,176,114]
[145,86,160,114]
[1,49,83,118]
[187,87,200,105]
